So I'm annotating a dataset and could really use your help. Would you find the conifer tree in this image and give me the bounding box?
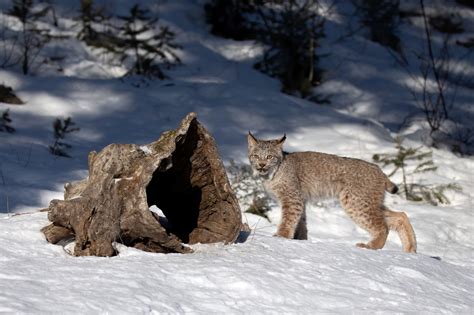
[254,0,325,97]
[0,109,15,133]
[373,138,461,205]
[77,0,104,44]
[49,117,80,158]
[76,0,123,54]
[353,0,402,54]
[205,0,328,99]
[117,4,180,78]
[205,0,258,40]
[9,0,50,74]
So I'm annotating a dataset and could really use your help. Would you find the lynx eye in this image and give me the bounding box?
[251,154,259,159]
[266,155,273,160]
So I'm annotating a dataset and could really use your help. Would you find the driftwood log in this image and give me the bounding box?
[41,112,242,256]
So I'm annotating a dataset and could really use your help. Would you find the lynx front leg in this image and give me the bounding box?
[294,209,307,240]
[274,191,305,239]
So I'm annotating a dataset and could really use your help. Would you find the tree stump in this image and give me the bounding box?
[41,112,242,256]
[0,84,24,105]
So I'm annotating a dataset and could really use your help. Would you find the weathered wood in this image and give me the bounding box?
[42,112,242,256]
[41,224,74,244]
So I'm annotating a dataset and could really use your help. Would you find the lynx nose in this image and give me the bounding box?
[258,162,266,168]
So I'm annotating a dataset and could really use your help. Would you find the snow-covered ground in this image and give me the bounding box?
[0,0,472,313]
[0,211,472,313]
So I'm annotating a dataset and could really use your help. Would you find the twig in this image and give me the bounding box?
[0,163,5,186]
[420,0,448,119]
[251,216,263,242]
[22,143,33,167]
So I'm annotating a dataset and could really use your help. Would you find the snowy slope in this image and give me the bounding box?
[0,0,473,313]
[0,212,472,314]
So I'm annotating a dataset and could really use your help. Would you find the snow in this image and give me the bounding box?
[0,211,472,313]
[0,0,473,313]
[139,145,153,155]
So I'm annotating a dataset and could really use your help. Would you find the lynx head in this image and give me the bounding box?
[248,132,286,179]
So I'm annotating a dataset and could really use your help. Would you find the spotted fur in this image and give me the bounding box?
[248,132,417,253]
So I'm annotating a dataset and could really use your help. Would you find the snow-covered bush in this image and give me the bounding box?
[226,160,273,221]
[429,13,464,34]
[0,13,18,68]
[204,0,258,41]
[75,2,181,80]
[49,117,80,158]
[253,0,326,98]
[352,0,402,55]
[205,0,326,99]
[8,0,51,75]
[373,138,461,205]
[76,0,112,47]
[116,4,181,79]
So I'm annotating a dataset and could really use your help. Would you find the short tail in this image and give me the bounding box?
[385,178,398,194]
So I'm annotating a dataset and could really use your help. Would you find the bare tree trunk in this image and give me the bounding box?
[420,0,448,119]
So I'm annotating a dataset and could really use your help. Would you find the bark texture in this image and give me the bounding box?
[42,112,242,256]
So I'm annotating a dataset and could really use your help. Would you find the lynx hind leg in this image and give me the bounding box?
[294,210,308,240]
[354,219,388,251]
[339,190,388,250]
[383,208,417,253]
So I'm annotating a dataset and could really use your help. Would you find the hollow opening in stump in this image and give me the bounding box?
[146,121,205,243]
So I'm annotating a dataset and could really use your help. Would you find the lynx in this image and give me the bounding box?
[247,132,417,253]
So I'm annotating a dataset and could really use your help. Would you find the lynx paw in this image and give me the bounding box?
[356,242,371,249]
[274,228,293,239]
[404,244,417,254]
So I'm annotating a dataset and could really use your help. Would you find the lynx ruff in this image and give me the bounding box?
[247,132,417,253]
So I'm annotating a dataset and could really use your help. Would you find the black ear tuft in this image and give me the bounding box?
[278,134,286,144]
[248,131,258,145]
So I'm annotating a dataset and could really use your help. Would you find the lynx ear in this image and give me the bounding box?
[277,134,286,145]
[248,131,258,147]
